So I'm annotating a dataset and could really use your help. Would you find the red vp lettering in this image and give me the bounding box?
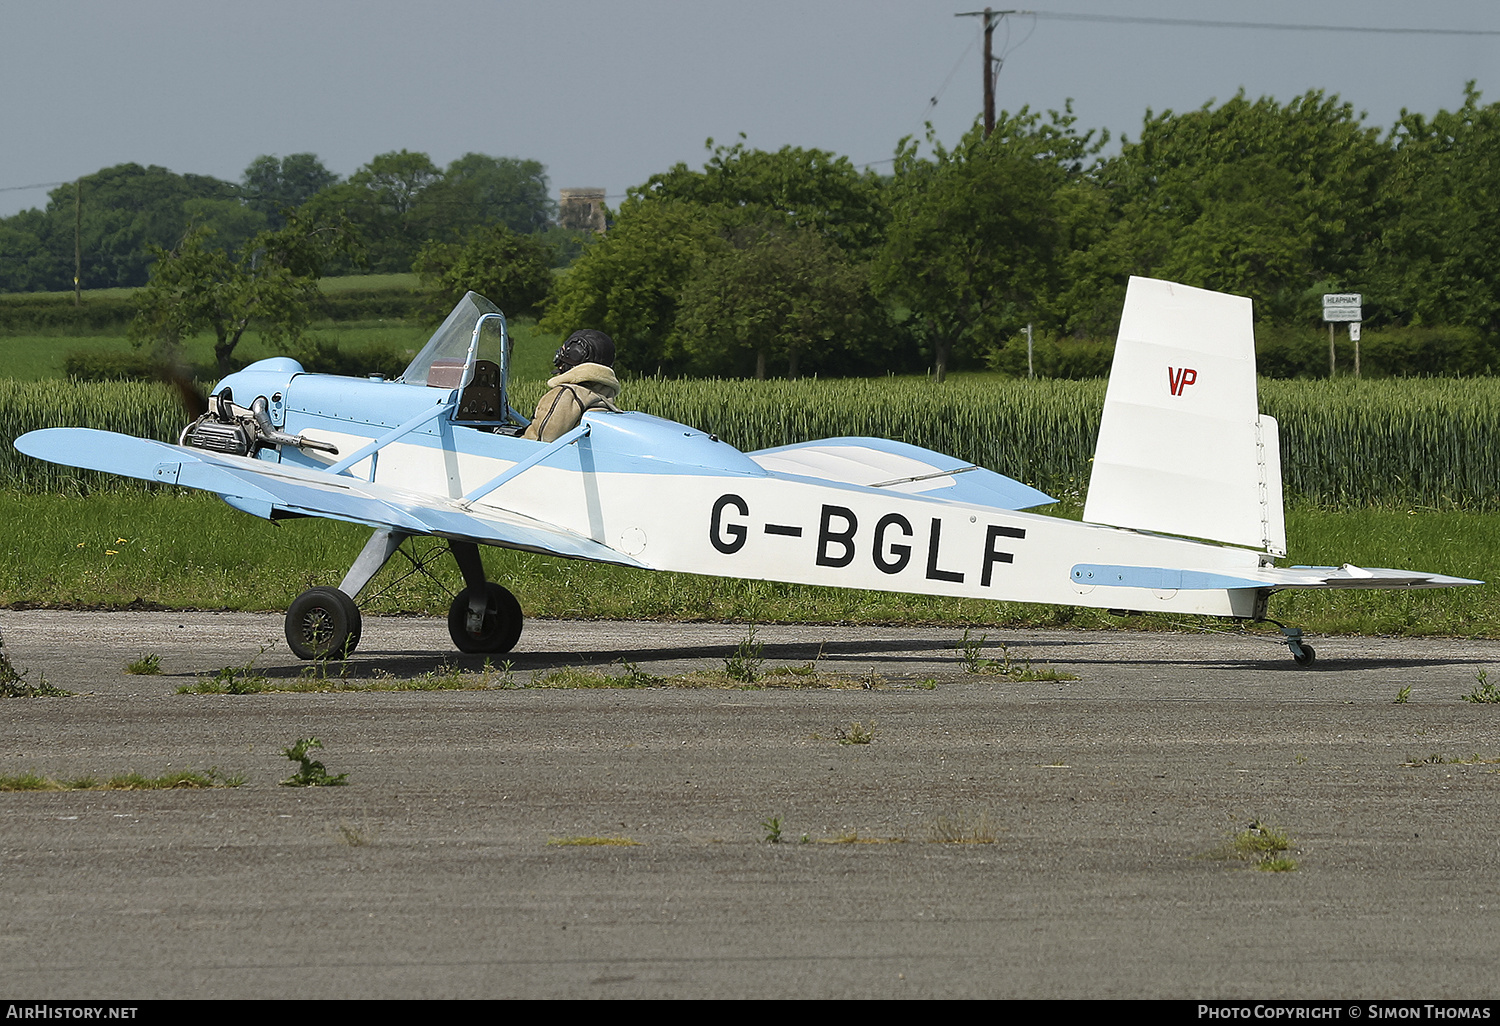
[1168,366,1197,397]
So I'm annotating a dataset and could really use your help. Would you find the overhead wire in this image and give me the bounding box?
[1025,10,1500,37]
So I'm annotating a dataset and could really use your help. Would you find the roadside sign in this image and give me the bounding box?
[1349,322,1361,342]
[1323,293,1362,322]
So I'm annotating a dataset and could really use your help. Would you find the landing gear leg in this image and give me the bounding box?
[447,541,524,654]
[1254,601,1316,667]
[284,529,410,660]
[1279,625,1316,667]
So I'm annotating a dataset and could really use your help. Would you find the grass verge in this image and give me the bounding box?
[0,492,1496,637]
[0,768,242,790]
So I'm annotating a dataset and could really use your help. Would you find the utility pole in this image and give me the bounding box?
[73,180,82,307]
[956,8,1010,137]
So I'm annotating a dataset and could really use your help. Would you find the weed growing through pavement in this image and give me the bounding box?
[725,625,765,683]
[1204,820,1298,872]
[955,628,1077,682]
[614,659,665,687]
[838,721,877,745]
[124,653,161,675]
[181,650,272,694]
[1461,669,1500,704]
[762,816,783,844]
[547,836,642,847]
[957,628,989,672]
[279,737,348,787]
[0,670,70,698]
[1394,685,1412,704]
[528,662,876,691]
[299,657,352,684]
[0,630,69,698]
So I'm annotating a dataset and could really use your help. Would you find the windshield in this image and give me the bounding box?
[400,291,505,387]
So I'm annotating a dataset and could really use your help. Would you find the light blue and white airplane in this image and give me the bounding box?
[15,277,1479,665]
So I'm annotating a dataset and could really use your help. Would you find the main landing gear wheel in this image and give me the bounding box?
[447,583,523,654]
[285,587,362,660]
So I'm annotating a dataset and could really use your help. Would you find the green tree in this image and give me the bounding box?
[242,154,339,229]
[0,208,60,293]
[1366,84,1500,335]
[541,201,720,374]
[422,154,555,235]
[1081,91,1387,328]
[546,141,890,374]
[300,150,441,273]
[0,163,243,292]
[130,213,354,375]
[671,222,889,378]
[181,197,267,256]
[413,223,554,318]
[875,108,1100,381]
[637,138,887,254]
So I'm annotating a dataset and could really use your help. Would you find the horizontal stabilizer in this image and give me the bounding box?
[751,437,1054,510]
[1071,562,1482,592]
[15,428,646,568]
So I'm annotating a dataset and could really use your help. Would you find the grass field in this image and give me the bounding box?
[0,491,1493,637]
[0,317,563,382]
[6,273,417,303]
[6,374,1498,510]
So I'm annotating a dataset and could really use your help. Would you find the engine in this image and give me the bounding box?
[180,388,338,458]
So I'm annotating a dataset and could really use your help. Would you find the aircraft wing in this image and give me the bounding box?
[750,437,1055,510]
[1070,562,1482,592]
[15,428,647,568]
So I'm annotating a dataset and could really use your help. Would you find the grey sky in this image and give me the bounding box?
[3,0,1498,219]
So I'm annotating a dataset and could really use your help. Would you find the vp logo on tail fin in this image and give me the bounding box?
[1167,366,1197,396]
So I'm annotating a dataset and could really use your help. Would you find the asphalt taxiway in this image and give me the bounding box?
[2,611,1498,999]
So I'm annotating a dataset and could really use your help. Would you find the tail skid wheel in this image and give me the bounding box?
[447,583,523,654]
[285,587,362,660]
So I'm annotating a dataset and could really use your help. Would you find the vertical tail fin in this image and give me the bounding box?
[1083,277,1286,556]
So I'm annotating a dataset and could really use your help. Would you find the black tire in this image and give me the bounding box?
[1293,644,1316,667]
[285,587,362,660]
[447,583,523,654]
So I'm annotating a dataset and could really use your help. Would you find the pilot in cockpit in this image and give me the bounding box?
[521,329,621,442]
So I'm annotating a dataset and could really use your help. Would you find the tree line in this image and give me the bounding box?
[10,85,1500,380]
[0,149,574,293]
[548,86,1500,379]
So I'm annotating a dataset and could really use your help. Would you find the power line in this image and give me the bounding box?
[1023,10,1500,37]
[0,181,67,193]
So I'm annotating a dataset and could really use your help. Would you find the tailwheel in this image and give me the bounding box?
[447,583,523,654]
[1276,624,1315,668]
[285,587,362,660]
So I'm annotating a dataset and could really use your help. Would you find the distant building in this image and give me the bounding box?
[558,188,607,234]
